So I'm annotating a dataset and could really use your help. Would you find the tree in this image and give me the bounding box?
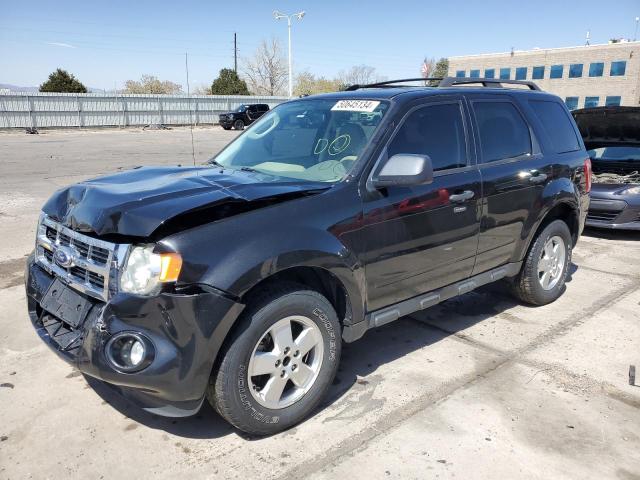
[293,71,341,97]
[337,65,385,88]
[421,57,449,86]
[433,58,449,80]
[243,38,287,96]
[123,75,182,94]
[39,69,87,93]
[210,68,250,95]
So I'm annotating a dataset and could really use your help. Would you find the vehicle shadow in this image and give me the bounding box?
[582,226,640,241]
[85,266,577,440]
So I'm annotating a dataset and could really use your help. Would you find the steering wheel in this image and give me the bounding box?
[246,111,280,139]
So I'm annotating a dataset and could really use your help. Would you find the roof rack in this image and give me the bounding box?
[345,76,541,91]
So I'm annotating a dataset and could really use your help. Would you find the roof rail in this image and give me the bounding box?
[344,76,541,91]
[438,77,541,90]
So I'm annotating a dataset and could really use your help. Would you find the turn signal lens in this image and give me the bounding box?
[159,253,182,282]
[584,158,592,193]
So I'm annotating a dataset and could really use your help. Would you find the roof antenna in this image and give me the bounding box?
[585,29,591,46]
[185,52,196,166]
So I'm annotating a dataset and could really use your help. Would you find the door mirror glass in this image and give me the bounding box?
[372,154,434,188]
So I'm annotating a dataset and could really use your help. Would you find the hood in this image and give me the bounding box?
[572,107,640,150]
[42,165,329,239]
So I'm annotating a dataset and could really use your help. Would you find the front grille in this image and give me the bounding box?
[587,210,619,223]
[35,215,127,301]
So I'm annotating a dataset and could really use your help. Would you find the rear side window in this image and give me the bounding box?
[388,103,467,172]
[528,100,580,153]
[473,101,532,163]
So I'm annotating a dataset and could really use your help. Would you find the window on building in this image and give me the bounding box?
[569,64,583,78]
[388,103,467,171]
[456,70,466,78]
[565,97,579,110]
[529,100,580,153]
[473,101,532,163]
[484,68,495,79]
[499,68,511,80]
[550,65,563,79]
[610,61,626,76]
[605,96,622,106]
[588,62,604,77]
[532,66,545,79]
[515,67,527,80]
[584,97,599,108]
[469,69,480,78]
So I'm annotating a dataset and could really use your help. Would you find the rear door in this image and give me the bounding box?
[360,96,482,311]
[466,94,551,273]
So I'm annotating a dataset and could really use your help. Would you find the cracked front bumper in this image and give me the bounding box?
[25,254,244,417]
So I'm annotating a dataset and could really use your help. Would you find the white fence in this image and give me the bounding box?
[0,92,289,129]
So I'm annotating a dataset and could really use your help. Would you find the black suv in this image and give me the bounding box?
[219,103,270,130]
[25,77,590,435]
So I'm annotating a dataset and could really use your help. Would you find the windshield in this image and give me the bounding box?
[212,99,389,182]
[588,146,640,161]
[235,105,248,113]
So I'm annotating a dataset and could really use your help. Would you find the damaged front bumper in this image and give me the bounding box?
[25,254,244,417]
[586,197,640,230]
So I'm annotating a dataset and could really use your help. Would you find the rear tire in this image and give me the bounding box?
[233,119,245,130]
[207,283,341,435]
[512,219,572,306]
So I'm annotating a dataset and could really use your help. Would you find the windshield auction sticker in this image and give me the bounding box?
[331,100,381,112]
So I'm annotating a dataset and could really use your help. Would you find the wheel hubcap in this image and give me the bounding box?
[248,315,324,409]
[538,235,566,290]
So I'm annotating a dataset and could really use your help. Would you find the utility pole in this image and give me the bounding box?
[234,32,238,73]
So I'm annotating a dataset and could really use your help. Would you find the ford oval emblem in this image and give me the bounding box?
[53,246,75,268]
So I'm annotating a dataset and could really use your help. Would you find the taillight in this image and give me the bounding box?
[583,158,592,193]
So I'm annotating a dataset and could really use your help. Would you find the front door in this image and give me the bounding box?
[360,98,482,311]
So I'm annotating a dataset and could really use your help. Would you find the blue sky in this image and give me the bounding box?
[1,0,638,90]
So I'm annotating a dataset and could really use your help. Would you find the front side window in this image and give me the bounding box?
[213,99,389,183]
[569,64,583,78]
[456,70,466,78]
[550,65,564,79]
[605,96,621,106]
[589,62,604,77]
[469,69,480,78]
[500,68,511,80]
[515,67,527,80]
[388,103,467,172]
[484,68,495,79]
[584,96,599,108]
[473,101,532,163]
[610,61,626,76]
[532,66,545,79]
[565,97,579,110]
[529,100,580,153]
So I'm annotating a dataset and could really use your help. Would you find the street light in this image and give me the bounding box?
[273,10,305,98]
[635,16,639,42]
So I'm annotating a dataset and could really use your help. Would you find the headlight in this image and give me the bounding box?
[619,186,640,195]
[120,245,182,295]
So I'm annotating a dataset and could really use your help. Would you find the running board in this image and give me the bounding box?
[342,262,522,342]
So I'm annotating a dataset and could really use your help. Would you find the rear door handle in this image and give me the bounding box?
[449,190,475,203]
[529,173,548,184]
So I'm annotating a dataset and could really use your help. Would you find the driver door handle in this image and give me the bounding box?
[449,190,475,203]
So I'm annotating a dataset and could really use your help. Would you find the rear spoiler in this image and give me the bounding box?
[572,107,640,150]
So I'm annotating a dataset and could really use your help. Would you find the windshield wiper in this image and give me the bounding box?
[240,166,259,173]
[209,159,225,168]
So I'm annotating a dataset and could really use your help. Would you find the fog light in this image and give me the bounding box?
[106,332,154,372]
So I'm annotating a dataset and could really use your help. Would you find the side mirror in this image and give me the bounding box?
[371,154,434,188]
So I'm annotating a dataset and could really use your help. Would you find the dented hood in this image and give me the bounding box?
[42,165,329,238]
[572,106,640,150]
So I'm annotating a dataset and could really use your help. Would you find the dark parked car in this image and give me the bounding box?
[572,107,640,230]
[25,77,590,435]
[219,103,270,130]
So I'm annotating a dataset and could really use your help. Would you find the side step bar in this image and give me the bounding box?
[342,262,522,342]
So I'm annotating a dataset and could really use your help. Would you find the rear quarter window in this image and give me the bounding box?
[528,100,581,153]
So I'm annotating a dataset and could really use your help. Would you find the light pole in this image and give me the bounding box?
[635,16,639,42]
[273,10,305,98]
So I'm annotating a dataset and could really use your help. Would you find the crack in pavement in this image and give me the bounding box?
[276,277,640,480]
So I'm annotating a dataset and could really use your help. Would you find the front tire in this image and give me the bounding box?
[512,219,572,305]
[207,284,341,435]
[233,119,245,130]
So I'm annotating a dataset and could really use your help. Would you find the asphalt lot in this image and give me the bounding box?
[0,127,639,479]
